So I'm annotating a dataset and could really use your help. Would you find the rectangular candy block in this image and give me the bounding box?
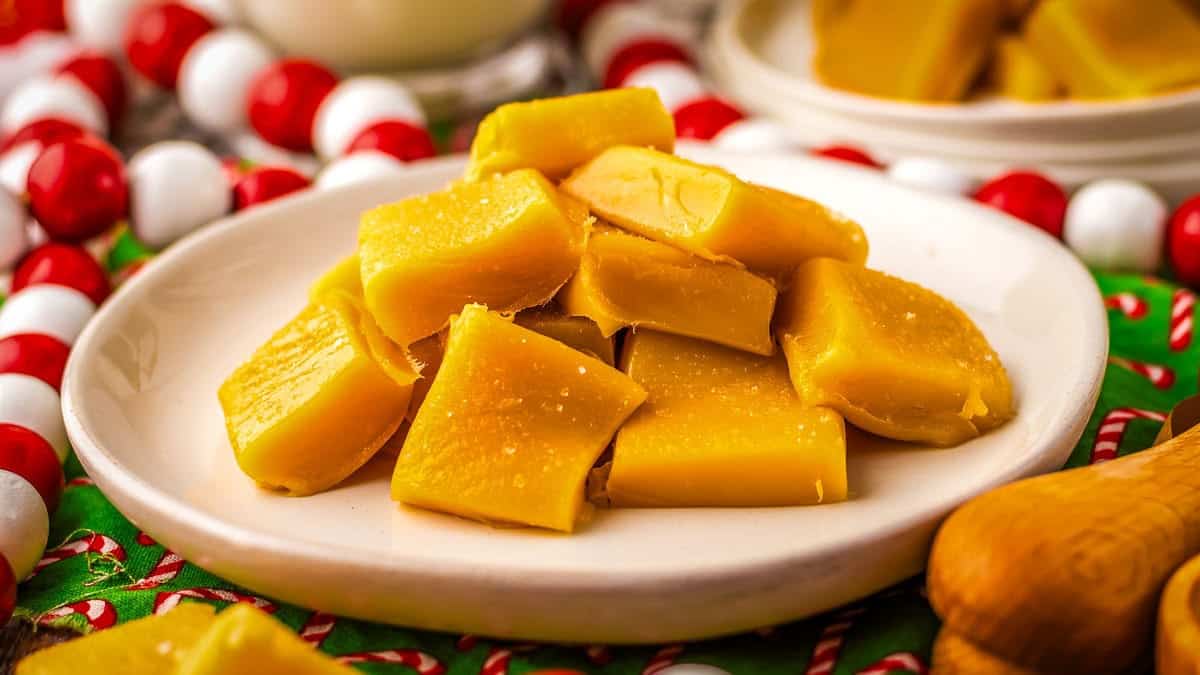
[561,146,867,279]
[309,253,361,301]
[775,258,1014,447]
[558,227,777,355]
[465,88,675,180]
[608,330,847,507]
[16,604,215,675]
[176,605,354,675]
[514,306,615,365]
[219,293,416,495]
[359,169,585,346]
[813,0,1004,101]
[1024,0,1200,99]
[988,35,1061,102]
[391,305,646,532]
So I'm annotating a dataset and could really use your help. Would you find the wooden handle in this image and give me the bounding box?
[927,424,1200,673]
[1159,553,1200,675]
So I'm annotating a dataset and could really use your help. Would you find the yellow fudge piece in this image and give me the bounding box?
[465,88,675,181]
[219,293,416,495]
[515,307,615,365]
[309,253,361,301]
[391,305,646,532]
[813,0,1004,101]
[16,604,215,675]
[609,330,847,508]
[1024,0,1200,99]
[812,0,853,33]
[558,227,777,355]
[776,258,1014,447]
[561,146,867,279]
[176,605,354,675]
[988,35,1061,101]
[379,334,445,458]
[360,169,585,345]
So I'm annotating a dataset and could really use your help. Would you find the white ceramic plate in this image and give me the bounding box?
[64,147,1106,644]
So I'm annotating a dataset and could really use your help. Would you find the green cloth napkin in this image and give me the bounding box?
[13,271,1181,675]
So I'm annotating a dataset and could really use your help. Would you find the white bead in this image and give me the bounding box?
[312,77,426,159]
[0,143,38,197]
[0,469,50,580]
[315,151,406,191]
[227,131,320,178]
[0,188,29,269]
[0,74,107,136]
[0,285,96,348]
[712,118,800,153]
[887,157,979,196]
[0,33,77,105]
[0,373,69,462]
[181,0,239,25]
[1064,179,1168,273]
[655,665,733,675]
[65,0,146,52]
[127,141,232,249]
[622,61,706,112]
[582,1,695,81]
[177,29,275,133]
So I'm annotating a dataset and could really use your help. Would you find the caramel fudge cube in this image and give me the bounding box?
[775,258,1014,447]
[515,307,615,365]
[309,253,361,301]
[391,305,646,532]
[176,605,354,675]
[988,35,1061,102]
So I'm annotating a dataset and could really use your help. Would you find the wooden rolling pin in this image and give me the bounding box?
[927,421,1200,673]
[1160,553,1200,675]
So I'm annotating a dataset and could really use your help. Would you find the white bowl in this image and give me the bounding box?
[64,147,1106,643]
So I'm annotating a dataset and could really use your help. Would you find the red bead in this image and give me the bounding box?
[1168,195,1200,288]
[346,120,436,163]
[13,243,111,305]
[673,97,745,141]
[123,3,214,89]
[557,0,628,40]
[27,137,127,242]
[15,0,65,33]
[233,166,311,211]
[56,52,128,131]
[0,334,70,391]
[0,117,84,153]
[0,422,64,513]
[0,553,14,625]
[973,170,1068,238]
[810,145,882,169]
[603,38,692,88]
[246,59,339,152]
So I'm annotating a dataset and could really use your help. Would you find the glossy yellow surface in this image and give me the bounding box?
[776,258,1014,447]
[988,35,1061,101]
[219,293,415,495]
[16,604,215,675]
[561,146,867,279]
[175,605,354,675]
[359,169,585,346]
[465,88,675,180]
[308,253,361,301]
[609,330,847,507]
[814,0,1003,102]
[1025,0,1200,99]
[514,307,615,365]
[558,227,777,355]
[391,305,646,532]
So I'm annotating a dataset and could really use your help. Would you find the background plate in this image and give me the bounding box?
[64,147,1106,643]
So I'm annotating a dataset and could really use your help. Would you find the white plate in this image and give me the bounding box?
[64,148,1107,644]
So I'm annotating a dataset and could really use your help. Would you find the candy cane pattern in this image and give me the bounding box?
[299,610,337,647]
[855,652,929,675]
[644,644,685,675]
[152,587,277,615]
[38,599,117,631]
[805,606,868,675]
[481,647,513,675]
[135,531,156,546]
[66,476,94,487]
[1090,407,1167,464]
[1104,292,1148,319]
[30,532,125,576]
[1170,289,1195,351]
[457,634,479,651]
[1107,356,1176,390]
[338,649,446,675]
[124,549,185,590]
